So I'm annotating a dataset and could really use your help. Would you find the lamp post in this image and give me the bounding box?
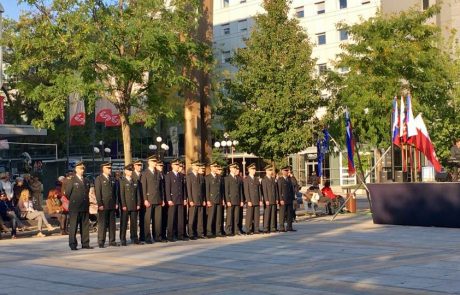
[148,136,170,159]
[214,133,238,163]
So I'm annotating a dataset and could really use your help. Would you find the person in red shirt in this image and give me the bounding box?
[321,181,345,214]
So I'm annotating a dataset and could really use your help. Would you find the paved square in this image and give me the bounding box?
[2,213,460,294]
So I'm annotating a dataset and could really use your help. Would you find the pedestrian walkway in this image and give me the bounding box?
[1,212,460,294]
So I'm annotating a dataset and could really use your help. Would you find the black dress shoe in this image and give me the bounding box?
[190,236,198,240]
[98,244,105,248]
[109,242,120,247]
[168,238,176,242]
[70,247,78,251]
[288,229,297,232]
[82,246,94,249]
[246,232,254,235]
[206,235,216,239]
[254,231,261,235]
[181,237,189,241]
[121,241,127,246]
[279,229,286,232]
[145,240,153,244]
[133,240,140,244]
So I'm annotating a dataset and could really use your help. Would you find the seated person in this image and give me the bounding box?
[304,180,332,215]
[18,189,55,237]
[321,181,345,214]
[0,191,26,239]
[46,184,68,235]
[450,138,460,181]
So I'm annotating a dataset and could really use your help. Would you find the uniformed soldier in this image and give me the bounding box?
[244,163,262,234]
[133,160,145,242]
[187,161,206,240]
[141,155,164,243]
[119,164,141,246]
[63,161,93,250]
[216,165,227,236]
[225,163,244,236]
[197,162,207,236]
[206,162,225,238]
[94,162,119,248]
[179,161,188,238]
[277,166,296,232]
[166,159,188,241]
[261,164,278,233]
[156,160,168,241]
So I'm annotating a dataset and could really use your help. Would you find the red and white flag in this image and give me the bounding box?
[69,93,86,126]
[414,114,442,173]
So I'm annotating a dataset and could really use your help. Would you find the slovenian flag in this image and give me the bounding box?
[392,97,400,146]
[345,109,356,176]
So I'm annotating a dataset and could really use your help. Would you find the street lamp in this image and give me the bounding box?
[149,136,169,159]
[215,134,238,163]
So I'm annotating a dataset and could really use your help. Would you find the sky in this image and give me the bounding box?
[2,1,30,20]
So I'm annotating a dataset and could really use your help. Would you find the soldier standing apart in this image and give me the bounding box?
[133,160,144,242]
[277,166,296,232]
[141,156,164,243]
[119,164,141,246]
[187,161,206,240]
[166,159,188,241]
[64,161,93,250]
[95,162,119,248]
[198,163,207,236]
[262,165,278,233]
[244,163,262,235]
[206,162,225,238]
[225,163,244,236]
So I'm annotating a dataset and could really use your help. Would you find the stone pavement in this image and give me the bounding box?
[1,212,460,295]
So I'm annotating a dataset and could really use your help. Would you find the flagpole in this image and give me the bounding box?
[353,133,372,212]
[391,110,395,182]
[66,97,70,170]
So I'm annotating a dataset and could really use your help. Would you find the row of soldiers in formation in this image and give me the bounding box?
[63,156,298,250]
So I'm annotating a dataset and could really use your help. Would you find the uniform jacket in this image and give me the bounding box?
[63,175,90,212]
[224,174,243,205]
[141,168,163,204]
[165,171,185,204]
[277,176,294,204]
[243,176,261,205]
[132,171,143,204]
[94,174,117,210]
[186,172,205,205]
[205,173,224,205]
[120,176,141,211]
[261,176,278,205]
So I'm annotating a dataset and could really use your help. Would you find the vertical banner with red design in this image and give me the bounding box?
[95,98,121,127]
[69,93,86,126]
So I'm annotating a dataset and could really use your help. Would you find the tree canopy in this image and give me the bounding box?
[328,5,459,160]
[5,0,211,164]
[218,0,323,162]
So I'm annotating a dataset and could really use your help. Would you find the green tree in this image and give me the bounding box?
[328,5,459,160]
[218,0,322,162]
[5,0,211,164]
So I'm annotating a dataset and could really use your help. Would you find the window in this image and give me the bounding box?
[240,0,246,3]
[317,32,326,45]
[238,19,248,32]
[223,0,229,7]
[339,67,350,73]
[295,6,305,18]
[422,0,429,10]
[339,0,347,9]
[316,2,325,14]
[339,30,348,41]
[222,23,230,35]
[222,51,231,63]
[362,0,370,4]
[318,63,328,75]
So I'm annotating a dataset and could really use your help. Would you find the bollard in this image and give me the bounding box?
[346,193,357,213]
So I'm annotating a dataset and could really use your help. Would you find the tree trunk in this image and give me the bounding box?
[120,111,132,165]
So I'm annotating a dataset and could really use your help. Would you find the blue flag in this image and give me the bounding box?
[317,128,330,177]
